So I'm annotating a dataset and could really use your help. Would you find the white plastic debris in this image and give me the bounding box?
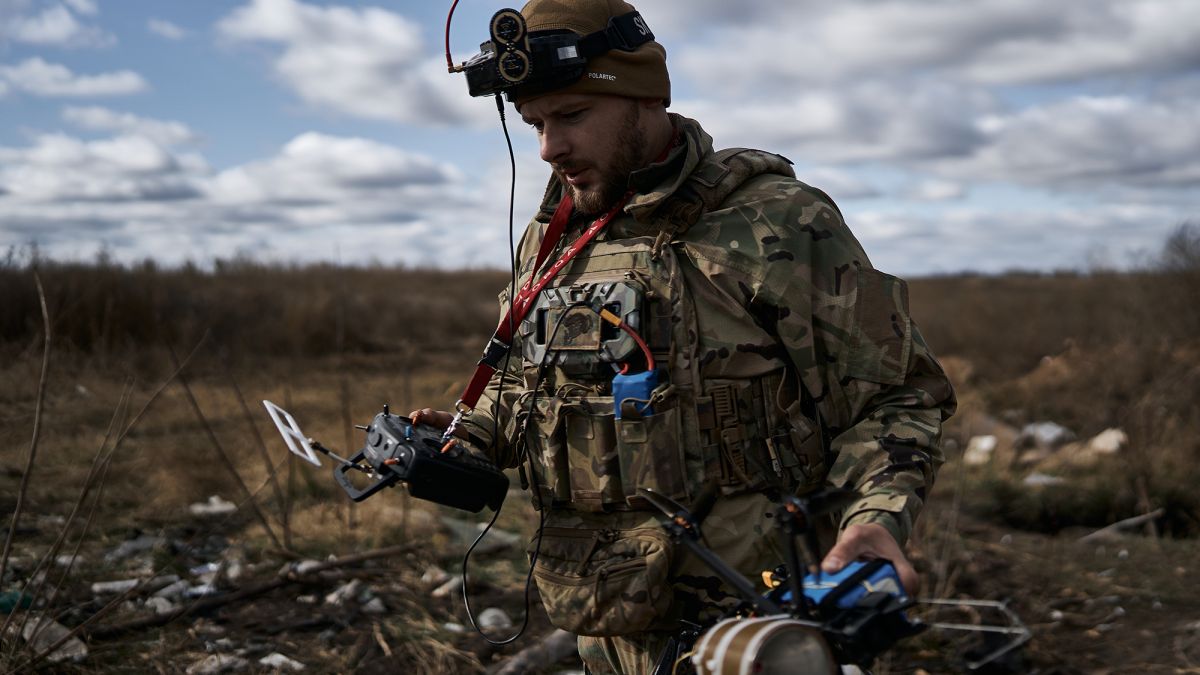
[22,619,87,663]
[104,534,164,562]
[155,579,190,600]
[145,596,178,615]
[186,583,219,598]
[324,579,364,606]
[362,597,386,615]
[259,652,306,671]
[442,622,466,633]
[91,579,140,594]
[185,654,248,674]
[1087,428,1128,455]
[1023,472,1066,486]
[431,575,464,599]
[963,435,998,466]
[189,495,237,517]
[421,565,450,587]
[478,607,513,630]
[1018,421,1075,449]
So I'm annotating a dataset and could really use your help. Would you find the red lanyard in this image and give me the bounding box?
[455,190,632,413]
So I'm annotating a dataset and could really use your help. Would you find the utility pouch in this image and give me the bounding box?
[513,394,571,508]
[614,383,689,505]
[530,525,674,636]
[560,395,626,511]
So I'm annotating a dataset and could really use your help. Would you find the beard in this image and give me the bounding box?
[555,101,646,216]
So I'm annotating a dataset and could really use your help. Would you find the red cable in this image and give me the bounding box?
[445,0,461,72]
[617,321,655,373]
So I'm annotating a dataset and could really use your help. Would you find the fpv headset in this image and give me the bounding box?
[462,8,655,100]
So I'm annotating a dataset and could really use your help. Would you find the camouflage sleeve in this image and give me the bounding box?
[739,178,956,546]
[456,218,545,470]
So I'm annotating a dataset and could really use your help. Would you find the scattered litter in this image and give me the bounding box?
[104,534,164,563]
[279,560,322,578]
[1023,472,1066,486]
[22,618,88,663]
[186,583,220,598]
[191,562,221,576]
[324,579,364,606]
[91,579,140,595]
[432,575,464,599]
[362,597,386,615]
[963,435,997,466]
[54,554,80,568]
[189,495,237,517]
[442,622,466,633]
[1117,549,1129,560]
[421,565,450,587]
[155,579,190,600]
[185,654,248,675]
[259,652,306,671]
[1000,534,1013,545]
[145,596,178,615]
[479,607,513,631]
[1087,428,1127,455]
[0,590,33,614]
[1018,421,1076,449]
[1050,610,1064,621]
[296,594,317,605]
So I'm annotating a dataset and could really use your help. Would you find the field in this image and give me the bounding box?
[1,229,1198,674]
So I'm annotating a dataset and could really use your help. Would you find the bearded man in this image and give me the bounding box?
[414,1,956,671]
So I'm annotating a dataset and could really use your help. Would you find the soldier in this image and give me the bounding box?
[414,0,956,671]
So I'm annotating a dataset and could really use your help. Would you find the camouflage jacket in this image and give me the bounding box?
[461,114,955,547]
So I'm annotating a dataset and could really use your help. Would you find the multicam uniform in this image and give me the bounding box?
[460,115,956,673]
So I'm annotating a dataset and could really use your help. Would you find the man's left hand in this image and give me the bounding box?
[820,523,920,596]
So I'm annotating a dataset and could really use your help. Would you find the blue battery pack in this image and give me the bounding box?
[780,560,908,609]
[612,370,657,419]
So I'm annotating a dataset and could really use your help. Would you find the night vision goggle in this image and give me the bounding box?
[460,8,655,100]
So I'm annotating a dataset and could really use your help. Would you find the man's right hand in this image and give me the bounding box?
[408,408,467,438]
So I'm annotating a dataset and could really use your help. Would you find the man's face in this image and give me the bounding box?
[519,93,648,216]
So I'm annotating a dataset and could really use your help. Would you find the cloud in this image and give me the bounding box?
[0,132,204,202]
[147,18,185,40]
[907,180,966,202]
[4,1,113,48]
[0,58,147,96]
[207,132,459,206]
[798,167,881,201]
[216,0,492,127]
[62,106,198,145]
[845,201,1187,275]
[0,128,517,268]
[664,0,1200,88]
[62,0,96,15]
[676,81,997,164]
[938,94,1200,190]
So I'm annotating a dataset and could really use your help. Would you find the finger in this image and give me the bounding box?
[820,539,862,575]
[893,557,920,597]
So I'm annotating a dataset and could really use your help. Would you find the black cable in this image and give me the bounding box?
[462,304,576,644]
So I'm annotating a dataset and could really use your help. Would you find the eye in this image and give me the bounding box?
[562,108,587,122]
[528,121,544,134]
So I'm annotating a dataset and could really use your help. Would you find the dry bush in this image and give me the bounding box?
[911,223,1200,537]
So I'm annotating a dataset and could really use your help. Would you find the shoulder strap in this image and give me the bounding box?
[651,148,796,257]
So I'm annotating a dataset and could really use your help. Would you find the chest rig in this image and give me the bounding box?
[513,148,829,512]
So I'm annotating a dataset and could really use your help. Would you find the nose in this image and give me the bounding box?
[538,125,569,164]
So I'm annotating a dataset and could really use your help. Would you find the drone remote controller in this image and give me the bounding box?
[338,409,508,511]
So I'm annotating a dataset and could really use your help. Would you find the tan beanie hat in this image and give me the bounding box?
[512,0,670,108]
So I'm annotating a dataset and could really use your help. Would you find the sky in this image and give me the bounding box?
[1,0,1198,276]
